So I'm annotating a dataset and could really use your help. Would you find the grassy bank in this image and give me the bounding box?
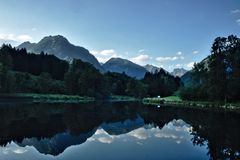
[143,96,240,111]
[0,93,140,103]
[0,93,95,103]
[109,95,140,102]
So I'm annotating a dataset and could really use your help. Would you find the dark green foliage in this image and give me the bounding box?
[104,72,148,98]
[0,44,181,99]
[105,72,131,95]
[180,35,240,102]
[143,69,182,97]
[64,59,109,99]
[0,47,15,93]
[0,69,15,93]
[0,44,69,80]
[14,72,66,94]
[125,79,148,98]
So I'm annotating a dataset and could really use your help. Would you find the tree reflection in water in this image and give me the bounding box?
[0,102,239,159]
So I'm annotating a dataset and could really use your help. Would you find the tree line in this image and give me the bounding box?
[0,44,181,99]
[180,35,240,102]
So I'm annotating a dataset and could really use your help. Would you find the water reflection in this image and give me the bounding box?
[0,102,239,160]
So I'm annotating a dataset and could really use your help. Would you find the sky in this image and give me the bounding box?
[0,0,240,71]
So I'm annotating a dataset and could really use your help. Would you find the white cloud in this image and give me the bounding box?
[129,128,148,140]
[152,64,164,68]
[156,53,185,63]
[177,51,182,55]
[95,128,107,135]
[17,35,32,42]
[156,56,179,62]
[97,53,121,63]
[236,19,240,25]
[0,34,16,41]
[159,64,164,68]
[186,62,195,69]
[12,148,27,154]
[154,132,178,139]
[90,129,114,144]
[90,50,99,55]
[131,54,151,65]
[95,55,118,63]
[193,51,199,54]
[0,33,32,42]
[231,9,240,14]
[175,64,183,68]
[0,142,29,155]
[100,49,115,56]
[90,49,116,56]
[97,137,114,144]
[90,49,121,63]
[138,49,146,53]
[167,65,174,71]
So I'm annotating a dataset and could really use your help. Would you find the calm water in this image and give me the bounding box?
[0,102,239,160]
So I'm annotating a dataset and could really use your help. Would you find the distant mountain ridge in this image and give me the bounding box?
[17,35,103,71]
[16,35,187,79]
[171,68,188,77]
[103,58,148,79]
[144,64,161,73]
[0,39,20,47]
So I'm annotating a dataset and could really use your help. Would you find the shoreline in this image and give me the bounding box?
[143,97,240,112]
[0,93,141,104]
[0,93,95,103]
[1,93,240,112]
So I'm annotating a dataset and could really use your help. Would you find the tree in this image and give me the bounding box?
[0,45,69,80]
[208,37,228,100]
[38,72,52,93]
[64,59,110,99]
[143,69,181,97]
[180,35,240,102]
[0,46,15,93]
[125,79,147,98]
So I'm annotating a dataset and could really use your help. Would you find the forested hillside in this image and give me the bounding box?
[0,45,181,99]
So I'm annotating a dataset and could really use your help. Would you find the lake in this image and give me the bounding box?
[0,102,239,160]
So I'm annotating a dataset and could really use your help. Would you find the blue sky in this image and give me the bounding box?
[0,0,240,71]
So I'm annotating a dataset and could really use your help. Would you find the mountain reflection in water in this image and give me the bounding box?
[0,102,239,160]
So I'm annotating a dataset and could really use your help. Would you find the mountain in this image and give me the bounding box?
[144,64,170,75]
[17,35,103,71]
[181,71,193,87]
[0,39,20,47]
[18,129,96,156]
[171,68,188,77]
[144,64,161,73]
[101,116,144,135]
[103,58,147,79]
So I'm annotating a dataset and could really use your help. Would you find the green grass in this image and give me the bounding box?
[143,96,240,111]
[160,96,182,102]
[1,93,95,103]
[0,93,139,103]
[143,96,182,104]
[110,95,139,102]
